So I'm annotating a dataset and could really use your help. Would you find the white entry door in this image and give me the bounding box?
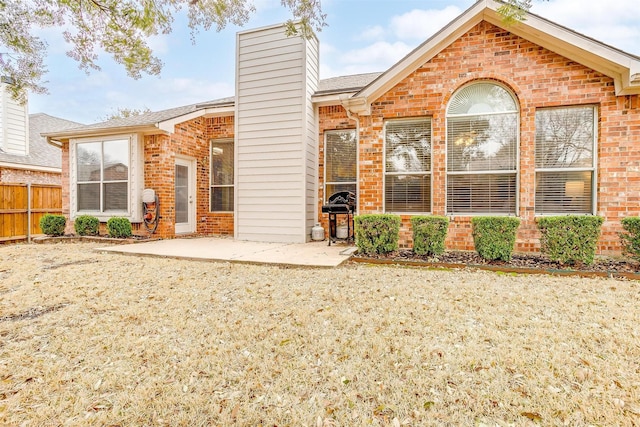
[175,158,196,234]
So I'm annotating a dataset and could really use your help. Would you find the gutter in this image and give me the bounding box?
[42,125,160,143]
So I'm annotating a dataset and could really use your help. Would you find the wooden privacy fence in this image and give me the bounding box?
[0,183,62,243]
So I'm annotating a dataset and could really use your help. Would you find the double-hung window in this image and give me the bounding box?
[324,129,357,200]
[210,139,234,212]
[535,105,596,214]
[446,82,518,215]
[76,139,129,212]
[384,119,432,213]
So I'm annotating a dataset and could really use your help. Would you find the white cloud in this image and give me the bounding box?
[356,25,386,41]
[390,6,462,40]
[531,0,640,54]
[338,41,412,72]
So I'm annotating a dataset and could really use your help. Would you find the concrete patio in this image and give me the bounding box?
[97,237,356,267]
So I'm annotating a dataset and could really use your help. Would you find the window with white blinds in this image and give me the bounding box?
[446,82,518,215]
[210,139,234,212]
[535,105,596,215]
[324,129,357,201]
[384,119,432,213]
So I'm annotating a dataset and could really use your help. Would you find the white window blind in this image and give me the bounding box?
[535,105,596,215]
[384,119,431,213]
[324,129,357,201]
[446,83,518,215]
[210,139,234,212]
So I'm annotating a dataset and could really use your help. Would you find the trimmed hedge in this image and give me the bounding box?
[537,215,603,265]
[411,215,449,256]
[107,217,132,238]
[354,214,400,255]
[471,216,520,261]
[74,215,99,236]
[40,214,66,236]
[619,217,640,262]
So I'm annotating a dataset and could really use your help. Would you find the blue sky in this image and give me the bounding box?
[28,0,640,124]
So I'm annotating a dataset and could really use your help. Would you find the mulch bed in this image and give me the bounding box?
[353,250,640,278]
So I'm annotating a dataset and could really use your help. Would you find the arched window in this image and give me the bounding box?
[446,82,519,215]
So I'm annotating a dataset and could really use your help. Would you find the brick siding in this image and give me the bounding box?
[0,168,61,185]
[320,21,640,255]
[61,116,235,237]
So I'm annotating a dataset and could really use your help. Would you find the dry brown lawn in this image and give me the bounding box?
[1,242,639,426]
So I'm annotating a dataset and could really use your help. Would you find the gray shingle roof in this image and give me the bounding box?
[44,73,382,135]
[74,96,236,131]
[0,113,82,169]
[316,72,383,95]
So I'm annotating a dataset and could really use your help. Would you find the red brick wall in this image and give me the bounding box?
[143,115,235,238]
[347,21,640,255]
[0,168,61,185]
[61,115,235,238]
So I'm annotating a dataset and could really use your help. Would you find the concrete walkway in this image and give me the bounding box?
[97,237,356,267]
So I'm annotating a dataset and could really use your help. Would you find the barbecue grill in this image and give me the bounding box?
[321,191,356,246]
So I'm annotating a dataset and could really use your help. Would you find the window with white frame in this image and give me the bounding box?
[210,139,234,212]
[384,119,432,213]
[324,129,357,201]
[76,139,130,212]
[535,105,596,215]
[446,82,518,215]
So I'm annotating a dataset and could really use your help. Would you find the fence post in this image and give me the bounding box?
[27,183,31,243]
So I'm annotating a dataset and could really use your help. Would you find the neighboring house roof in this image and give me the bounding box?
[0,113,82,171]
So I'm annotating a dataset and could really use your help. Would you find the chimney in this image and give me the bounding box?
[234,23,319,243]
[0,76,29,156]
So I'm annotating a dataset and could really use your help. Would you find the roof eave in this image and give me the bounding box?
[352,0,488,107]
[312,91,359,107]
[42,125,160,143]
[351,0,640,113]
[485,8,640,95]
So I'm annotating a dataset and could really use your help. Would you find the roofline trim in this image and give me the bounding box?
[42,125,159,142]
[350,0,640,114]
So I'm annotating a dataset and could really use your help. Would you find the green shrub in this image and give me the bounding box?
[354,214,400,255]
[39,214,66,236]
[537,215,603,265]
[74,215,100,236]
[472,216,520,261]
[411,215,449,256]
[619,217,640,262]
[107,217,132,238]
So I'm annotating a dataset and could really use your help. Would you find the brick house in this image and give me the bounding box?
[45,0,640,255]
[1,78,82,184]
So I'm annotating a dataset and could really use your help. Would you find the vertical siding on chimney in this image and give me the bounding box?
[0,81,29,156]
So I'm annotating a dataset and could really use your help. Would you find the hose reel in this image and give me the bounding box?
[142,188,160,234]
